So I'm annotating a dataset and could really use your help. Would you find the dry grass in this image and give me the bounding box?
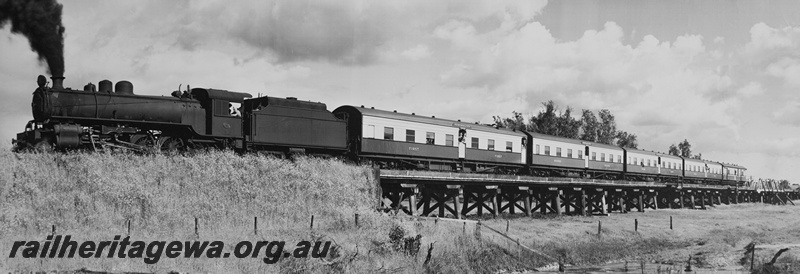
[0,149,381,273]
[0,149,546,273]
[2,148,800,273]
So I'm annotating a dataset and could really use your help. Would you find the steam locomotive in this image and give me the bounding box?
[13,75,748,186]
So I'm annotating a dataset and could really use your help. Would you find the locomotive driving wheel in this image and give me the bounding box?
[157,136,185,152]
[130,134,156,148]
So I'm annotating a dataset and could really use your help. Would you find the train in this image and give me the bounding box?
[13,75,748,186]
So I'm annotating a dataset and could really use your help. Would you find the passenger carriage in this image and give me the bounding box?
[623,148,660,181]
[526,132,587,177]
[657,153,683,182]
[333,106,526,172]
[584,142,625,179]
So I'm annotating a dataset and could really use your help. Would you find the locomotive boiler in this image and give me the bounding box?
[15,75,252,151]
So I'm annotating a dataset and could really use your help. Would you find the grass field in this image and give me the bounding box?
[1,149,798,273]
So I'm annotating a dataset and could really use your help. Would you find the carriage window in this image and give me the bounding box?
[426,132,435,144]
[488,139,495,151]
[633,157,637,165]
[591,152,596,161]
[471,137,479,149]
[384,127,394,140]
[567,149,573,158]
[544,146,550,155]
[578,151,583,159]
[617,155,622,163]
[406,130,415,142]
[536,145,540,154]
[446,134,454,146]
[556,147,562,157]
[506,141,513,152]
[601,153,605,162]
[647,159,651,166]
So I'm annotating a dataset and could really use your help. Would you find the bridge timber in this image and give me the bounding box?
[378,169,798,218]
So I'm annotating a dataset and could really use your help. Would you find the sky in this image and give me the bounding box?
[0,0,798,183]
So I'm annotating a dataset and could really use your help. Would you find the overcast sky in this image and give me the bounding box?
[1,0,798,183]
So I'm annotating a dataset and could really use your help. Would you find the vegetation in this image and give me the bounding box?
[668,139,702,159]
[2,150,798,273]
[492,100,638,149]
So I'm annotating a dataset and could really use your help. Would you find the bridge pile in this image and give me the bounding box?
[378,170,798,219]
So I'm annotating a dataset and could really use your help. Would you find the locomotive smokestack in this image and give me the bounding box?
[51,76,64,89]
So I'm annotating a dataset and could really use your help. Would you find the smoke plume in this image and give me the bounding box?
[0,0,65,76]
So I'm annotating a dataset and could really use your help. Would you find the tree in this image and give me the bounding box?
[579,110,599,142]
[668,144,679,156]
[529,101,560,135]
[556,106,582,139]
[494,101,582,138]
[597,109,617,145]
[493,102,632,145]
[678,139,692,158]
[492,111,526,131]
[692,153,702,160]
[616,131,638,149]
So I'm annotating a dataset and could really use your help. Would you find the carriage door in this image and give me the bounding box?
[583,146,590,168]
[520,137,527,164]
[657,157,662,174]
[457,128,466,159]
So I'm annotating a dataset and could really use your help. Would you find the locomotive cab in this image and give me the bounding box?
[189,88,252,139]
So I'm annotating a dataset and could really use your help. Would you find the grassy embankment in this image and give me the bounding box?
[0,150,548,273]
[2,149,800,273]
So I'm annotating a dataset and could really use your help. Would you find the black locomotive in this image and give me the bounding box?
[14,75,346,155]
[13,75,748,186]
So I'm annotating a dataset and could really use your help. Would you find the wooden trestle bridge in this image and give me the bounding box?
[378,170,799,218]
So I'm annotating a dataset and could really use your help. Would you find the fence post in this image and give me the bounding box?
[310,215,315,230]
[598,220,602,235]
[355,213,360,228]
[254,217,258,235]
[194,217,198,237]
[670,216,673,230]
[475,221,482,239]
[635,219,638,232]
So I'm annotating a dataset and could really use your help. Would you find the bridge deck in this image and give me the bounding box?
[376,169,796,219]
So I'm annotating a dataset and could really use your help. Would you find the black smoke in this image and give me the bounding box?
[0,0,65,76]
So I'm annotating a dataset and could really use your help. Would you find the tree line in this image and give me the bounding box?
[668,139,702,159]
[492,101,639,149]
[492,100,697,155]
